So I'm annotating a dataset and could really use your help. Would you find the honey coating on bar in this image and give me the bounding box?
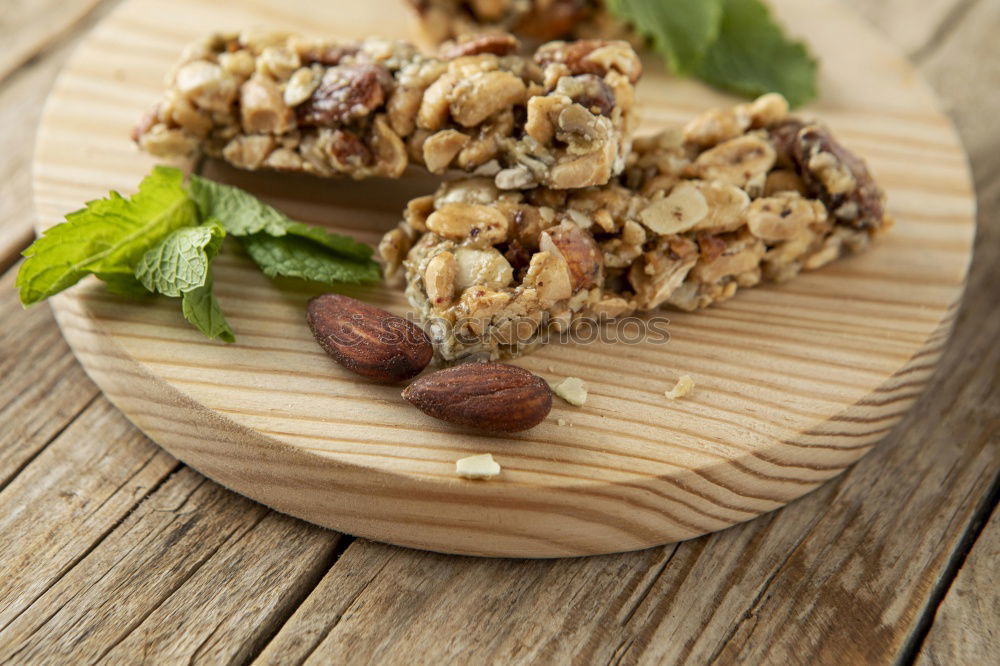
[380,94,893,361]
[132,30,641,190]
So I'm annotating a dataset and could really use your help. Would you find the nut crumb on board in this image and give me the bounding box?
[455,453,501,479]
[552,376,588,406]
[665,375,695,400]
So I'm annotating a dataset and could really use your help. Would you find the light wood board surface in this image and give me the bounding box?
[29,0,976,557]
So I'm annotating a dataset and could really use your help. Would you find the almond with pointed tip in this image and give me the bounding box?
[307,294,432,382]
[402,363,552,433]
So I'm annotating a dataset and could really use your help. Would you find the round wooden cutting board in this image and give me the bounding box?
[32,0,975,557]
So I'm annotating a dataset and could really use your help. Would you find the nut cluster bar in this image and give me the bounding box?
[380,94,892,361]
[133,31,641,190]
[407,0,623,44]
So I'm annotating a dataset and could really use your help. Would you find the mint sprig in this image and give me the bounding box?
[17,166,197,305]
[17,166,381,342]
[607,0,818,107]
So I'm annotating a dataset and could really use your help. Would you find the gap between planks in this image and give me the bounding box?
[900,471,1000,664]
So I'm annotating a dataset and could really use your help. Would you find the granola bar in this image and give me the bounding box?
[380,94,893,361]
[132,31,641,190]
[407,0,629,44]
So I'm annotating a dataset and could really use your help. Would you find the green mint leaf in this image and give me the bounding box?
[181,273,235,343]
[17,166,198,305]
[188,175,290,236]
[135,222,226,297]
[188,175,373,262]
[96,272,153,299]
[240,234,381,285]
[283,222,373,261]
[695,0,818,107]
[607,0,723,73]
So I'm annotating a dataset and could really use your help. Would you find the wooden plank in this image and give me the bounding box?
[0,269,101,490]
[917,505,1000,665]
[98,512,341,664]
[0,441,342,663]
[0,0,109,83]
[0,398,177,632]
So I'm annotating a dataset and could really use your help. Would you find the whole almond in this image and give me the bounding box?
[402,363,552,433]
[307,294,432,383]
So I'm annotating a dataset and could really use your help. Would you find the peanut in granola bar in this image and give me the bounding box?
[380,94,893,361]
[132,31,641,190]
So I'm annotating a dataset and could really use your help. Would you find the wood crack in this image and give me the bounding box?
[619,544,679,627]
[896,468,1000,665]
[245,534,355,665]
[293,551,390,666]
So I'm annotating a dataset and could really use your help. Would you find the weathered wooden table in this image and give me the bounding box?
[1,0,996,663]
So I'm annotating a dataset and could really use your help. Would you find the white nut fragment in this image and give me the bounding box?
[745,93,789,128]
[435,177,499,206]
[240,74,294,133]
[553,376,588,406]
[453,247,514,291]
[424,251,457,308]
[137,125,198,157]
[257,46,301,81]
[665,375,695,400]
[522,251,573,306]
[746,195,827,242]
[283,66,320,107]
[640,182,709,235]
[692,181,751,233]
[683,108,748,147]
[455,453,501,479]
[495,165,538,190]
[175,61,237,112]
[450,71,527,127]
[690,135,776,188]
[426,202,509,245]
[422,129,471,174]
[222,135,275,169]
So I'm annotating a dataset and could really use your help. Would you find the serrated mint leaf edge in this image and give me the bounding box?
[135,222,226,298]
[17,165,197,306]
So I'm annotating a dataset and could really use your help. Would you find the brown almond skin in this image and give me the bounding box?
[402,363,552,433]
[307,294,432,383]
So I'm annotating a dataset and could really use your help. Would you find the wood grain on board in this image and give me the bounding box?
[0,0,996,661]
[29,0,977,557]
